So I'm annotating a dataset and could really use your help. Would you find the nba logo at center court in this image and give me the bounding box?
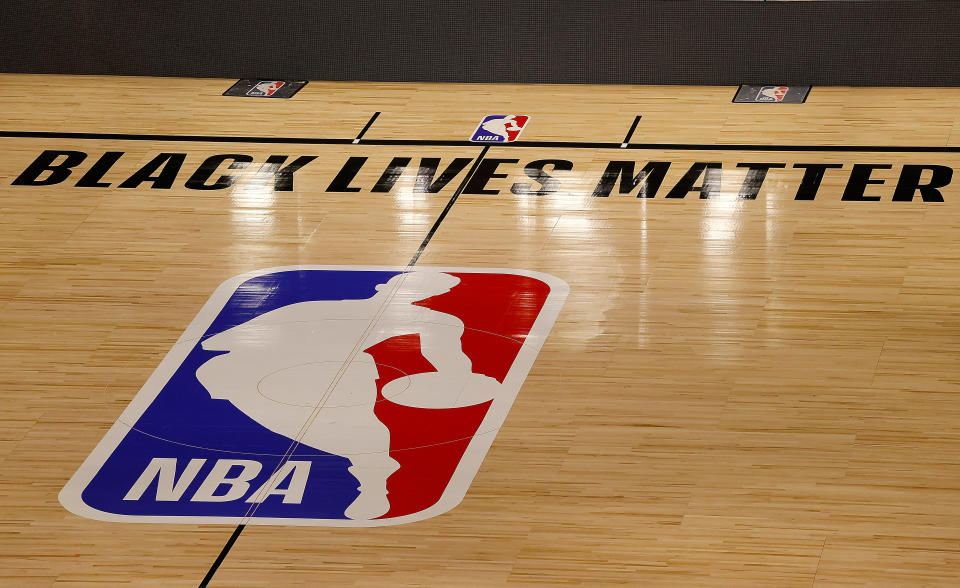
[470,114,530,142]
[60,266,568,526]
[246,81,285,96]
[756,86,789,102]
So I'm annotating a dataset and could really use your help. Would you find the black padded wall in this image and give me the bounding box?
[2,1,958,86]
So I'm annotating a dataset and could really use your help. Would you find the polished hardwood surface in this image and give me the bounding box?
[2,75,960,586]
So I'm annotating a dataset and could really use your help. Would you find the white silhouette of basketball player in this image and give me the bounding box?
[481,115,522,141]
[195,271,500,520]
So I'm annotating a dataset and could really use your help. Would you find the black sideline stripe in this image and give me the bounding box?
[2,130,960,152]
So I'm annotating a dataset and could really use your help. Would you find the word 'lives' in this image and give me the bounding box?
[11,150,955,201]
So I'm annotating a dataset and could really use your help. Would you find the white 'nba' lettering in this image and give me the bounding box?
[194,271,501,520]
[123,458,312,504]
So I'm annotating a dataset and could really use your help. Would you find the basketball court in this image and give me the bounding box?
[3,76,960,586]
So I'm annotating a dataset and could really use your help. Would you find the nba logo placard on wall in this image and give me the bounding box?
[470,115,530,142]
[246,81,285,97]
[733,85,811,104]
[60,266,567,526]
[222,79,308,99]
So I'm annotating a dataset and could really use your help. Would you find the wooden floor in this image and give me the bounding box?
[3,75,960,586]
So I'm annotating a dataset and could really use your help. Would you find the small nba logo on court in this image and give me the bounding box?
[756,86,789,102]
[246,81,285,97]
[60,266,567,526]
[470,115,530,142]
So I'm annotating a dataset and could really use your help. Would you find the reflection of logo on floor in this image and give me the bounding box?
[246,81,285,96]
[470,115,530,142]
[60,266,568,526]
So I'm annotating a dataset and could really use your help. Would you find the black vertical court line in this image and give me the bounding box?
[196,144,487,587]
[620,115,642,148]
[198,524,245,588]
[194,114,383,587]
[408,145,490,266]
[352,112,381,144]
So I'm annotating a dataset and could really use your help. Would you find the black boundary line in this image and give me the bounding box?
[621,115,642,148]
[2,130,959,152]
[408,145,490,266]
[352,112,381,144]
[195,143,489,588]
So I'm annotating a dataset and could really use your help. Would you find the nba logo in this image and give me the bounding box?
[756,86,789,102]
[246,81,285,97]
[60,266,567,526]
[470,115,530,142]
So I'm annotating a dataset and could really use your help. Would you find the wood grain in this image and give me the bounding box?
[1,74,960,586]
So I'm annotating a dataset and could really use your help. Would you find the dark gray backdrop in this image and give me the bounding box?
[2,1,957,85]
